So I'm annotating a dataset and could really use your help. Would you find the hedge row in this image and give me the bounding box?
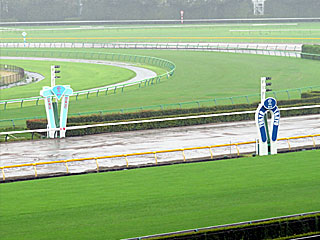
[301,91,320,99]
[26,97,320,127]
[152,213,320,240]
[27,109,255,135]
[301,44,320,60]
[26,105,320,137]
[274,232,320,240]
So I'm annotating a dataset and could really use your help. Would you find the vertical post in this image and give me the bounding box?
[270,107,280,155]
[43,95,56,138]
[154,152,158,164]
[245,95,249,104]
[264,113,271,154]
[235,144,240,156]
[1,168,5,181]
[181,150,186,161]
[33,164,38,177]
[256,76,278,156]
[312,136,316,148]
[261,77,266,103]
[51,66,55,87]
[22,32,27,47]
[64,161,69,173]
[256,97,279,156]
[180,10,184,24]
[124,155,129,167]
[95,158,100,172]
[41,64,72,139]
[51,65,60,88]
[60,95,70,138]
[256,106,268,156]
[286,139,291,150]
[209,147,213,159]
[58,86,73,138]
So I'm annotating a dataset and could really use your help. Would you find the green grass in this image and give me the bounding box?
[1,48,320,125]
[1,22,320,44]
[0,59,136,100]
[0,150,319,240]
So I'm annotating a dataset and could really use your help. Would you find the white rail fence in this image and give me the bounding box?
[1,17,320,25]
[0,42,302,52]
[1,105,319,138]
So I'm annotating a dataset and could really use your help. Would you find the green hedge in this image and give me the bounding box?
[273,232,320,240]
[151,213,320,240]
[27,110,255,136]
[301,91,320,99]
[26,104,320,137]
[68,97,319,123]
[301,44,320,60]
[26,97,320,128]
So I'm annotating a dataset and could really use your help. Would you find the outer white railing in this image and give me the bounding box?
[0,42,302,52]
[1,17,320,25]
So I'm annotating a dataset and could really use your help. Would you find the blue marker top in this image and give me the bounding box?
[263,97,277,110]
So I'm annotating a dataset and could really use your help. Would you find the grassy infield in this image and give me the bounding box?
[0,60,136,99]
[1,49,320,128]
[0,150,319,239]
[0,23,320,239]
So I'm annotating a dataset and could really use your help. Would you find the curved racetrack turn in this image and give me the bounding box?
[0,56,157,92]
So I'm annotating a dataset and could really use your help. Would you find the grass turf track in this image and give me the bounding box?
[1,48,320,127]
[0,150,319,240]
[0,59,136,100]
[1,22,320,44]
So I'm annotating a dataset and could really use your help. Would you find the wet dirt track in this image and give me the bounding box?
[1,114,319,179]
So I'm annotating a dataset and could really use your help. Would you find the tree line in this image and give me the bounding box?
[0,0,319,22]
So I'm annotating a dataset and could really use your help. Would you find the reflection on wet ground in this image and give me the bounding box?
[1,114,319,179]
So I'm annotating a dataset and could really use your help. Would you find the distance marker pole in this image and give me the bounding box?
[51,65,60,87]
[22,32,27,47]
[180,10,184,24]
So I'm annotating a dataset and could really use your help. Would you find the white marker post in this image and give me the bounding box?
[41,65,73,139]
[40,87,57,139]
[41,85,73,139]
[51,65,61,87]
[180,10,184,24]
[255,77,280,156]
[22,32,27,47]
